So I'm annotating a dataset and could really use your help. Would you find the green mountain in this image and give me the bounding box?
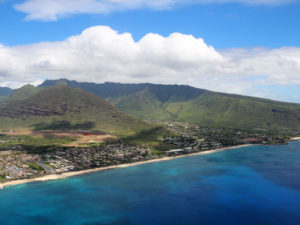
[0,85,152,136]
[39,79,300,130]
[7,84,40,101]
[0,87,12,102]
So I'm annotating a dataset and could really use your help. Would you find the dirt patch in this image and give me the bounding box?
[63,134,115,147]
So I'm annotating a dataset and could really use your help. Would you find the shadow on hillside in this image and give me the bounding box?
[33,120,96,131]
[23,145,66,154]
[122,126,170,144]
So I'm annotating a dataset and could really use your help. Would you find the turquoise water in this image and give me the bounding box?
[1,142,300,225]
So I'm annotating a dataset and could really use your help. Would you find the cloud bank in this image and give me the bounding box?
[0,26,300,100]
[14,0,298,21]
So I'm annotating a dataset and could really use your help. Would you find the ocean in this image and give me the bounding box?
[1,141,300,225]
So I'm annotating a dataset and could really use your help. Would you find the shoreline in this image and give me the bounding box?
[0,144,253,190]
[291,137,300,141]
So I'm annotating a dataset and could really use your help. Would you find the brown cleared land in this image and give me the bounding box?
[63,133,115,147]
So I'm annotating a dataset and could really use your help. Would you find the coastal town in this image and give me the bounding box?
[163,122,292,144]
[0,143,154,181]
[0,122,298,184]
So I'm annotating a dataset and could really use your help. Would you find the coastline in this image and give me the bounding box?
[291,137,300,141]
[0,144,253,190]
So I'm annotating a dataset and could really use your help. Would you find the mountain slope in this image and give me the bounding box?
[0,87,12,102]
[7,84,40,101]
[0,85,151,135]
[171,92,300,129]
[39,79,300,130]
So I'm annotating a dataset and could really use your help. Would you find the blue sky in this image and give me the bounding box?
[1,1,300,48]
[0,0,300,102]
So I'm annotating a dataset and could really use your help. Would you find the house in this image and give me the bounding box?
[166,149,186,156]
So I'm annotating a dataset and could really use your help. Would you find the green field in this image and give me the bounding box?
[27,163,45,171]
[0,134,77,152]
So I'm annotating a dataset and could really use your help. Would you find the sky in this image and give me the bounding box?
[0,0,300,102]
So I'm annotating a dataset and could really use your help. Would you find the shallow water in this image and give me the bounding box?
[1,142,300,225]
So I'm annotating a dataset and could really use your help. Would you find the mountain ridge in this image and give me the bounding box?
[39,78,300,105]
[6,84,40,102]
[37,79,300,130]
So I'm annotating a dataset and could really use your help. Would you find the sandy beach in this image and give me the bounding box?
[291,137,300,141]
[0,144,256,189]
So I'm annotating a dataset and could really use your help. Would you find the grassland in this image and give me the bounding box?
[0,134,77,150]
[27,163,44,171]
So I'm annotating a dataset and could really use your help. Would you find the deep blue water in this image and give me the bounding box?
[1,142,300,225]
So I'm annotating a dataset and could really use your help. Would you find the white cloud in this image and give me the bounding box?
[223,47,300,85]
[14,0,298,21]
[0,25,300,101]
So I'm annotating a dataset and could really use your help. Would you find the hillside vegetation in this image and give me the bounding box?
[39,79,300,130]
[0,85,154,136]
[7,84,40,101]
